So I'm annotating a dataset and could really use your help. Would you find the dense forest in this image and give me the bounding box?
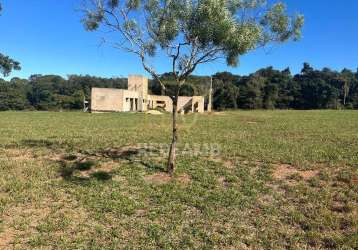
[0,63,357,111]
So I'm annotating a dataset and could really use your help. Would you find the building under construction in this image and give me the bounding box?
[91,75,205,113]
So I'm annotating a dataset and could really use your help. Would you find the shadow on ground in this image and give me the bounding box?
[20,139,73,150]
[17,139,167,184]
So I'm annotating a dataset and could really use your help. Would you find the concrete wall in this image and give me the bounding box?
[177,96,193,112]
[91,88,124,112]
[148,95,173,112]
[177,96,205,113]
[128,75,148,111]
[122,90,140,112]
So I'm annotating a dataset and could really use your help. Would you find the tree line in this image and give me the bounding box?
[0,63,357,111]
[211,63,358,110]
[0,75,126,111]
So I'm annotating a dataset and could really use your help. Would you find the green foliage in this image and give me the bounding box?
[293,65,355,109]
[0,53,21,77]
[82,0,304,82]
[212,64,358,110]
[212,74,240,110]
[237,75,265,109]
[0,78,29,111]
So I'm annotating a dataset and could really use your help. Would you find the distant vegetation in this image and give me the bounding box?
[1,63,358,111]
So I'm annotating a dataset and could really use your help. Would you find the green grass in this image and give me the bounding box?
[0,110,357,249]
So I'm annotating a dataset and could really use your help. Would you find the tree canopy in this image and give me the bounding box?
[82,0,304,87]
[0,53,21,77]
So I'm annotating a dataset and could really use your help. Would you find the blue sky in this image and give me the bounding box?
[1,0,357,80]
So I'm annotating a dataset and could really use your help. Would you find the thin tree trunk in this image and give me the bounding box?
[167,81,182,175]
[342,81,349,106]
[167,96,178,175]
[343,83,348,106]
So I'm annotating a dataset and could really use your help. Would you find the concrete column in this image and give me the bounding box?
[208,77,213,112]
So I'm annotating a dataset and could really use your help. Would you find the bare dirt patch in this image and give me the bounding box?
[176,173,191,187]
[273,164,298,180]
[135,209,147,217]
[144,173,171,184]
[300,170,320,180]
[0,228,15,248]
[273,164,319,181]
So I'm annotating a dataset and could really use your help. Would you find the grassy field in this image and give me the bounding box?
[0,110,357,249]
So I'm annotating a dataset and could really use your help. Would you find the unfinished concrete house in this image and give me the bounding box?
[91,75,205,113]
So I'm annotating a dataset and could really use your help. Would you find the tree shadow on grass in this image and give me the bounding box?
[20,139,74,151]
[17,139,167,184]
[59,159,113,183]
[59,146,166,184]
[84,146,166,172]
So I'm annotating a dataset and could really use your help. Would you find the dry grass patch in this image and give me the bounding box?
[0,148,34,161]
[0,202,51,246]
[176,173,191,187]
[144,173,172,185]
[0,191,93,248]
[209,157,237,169]
[144,172,191,186]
